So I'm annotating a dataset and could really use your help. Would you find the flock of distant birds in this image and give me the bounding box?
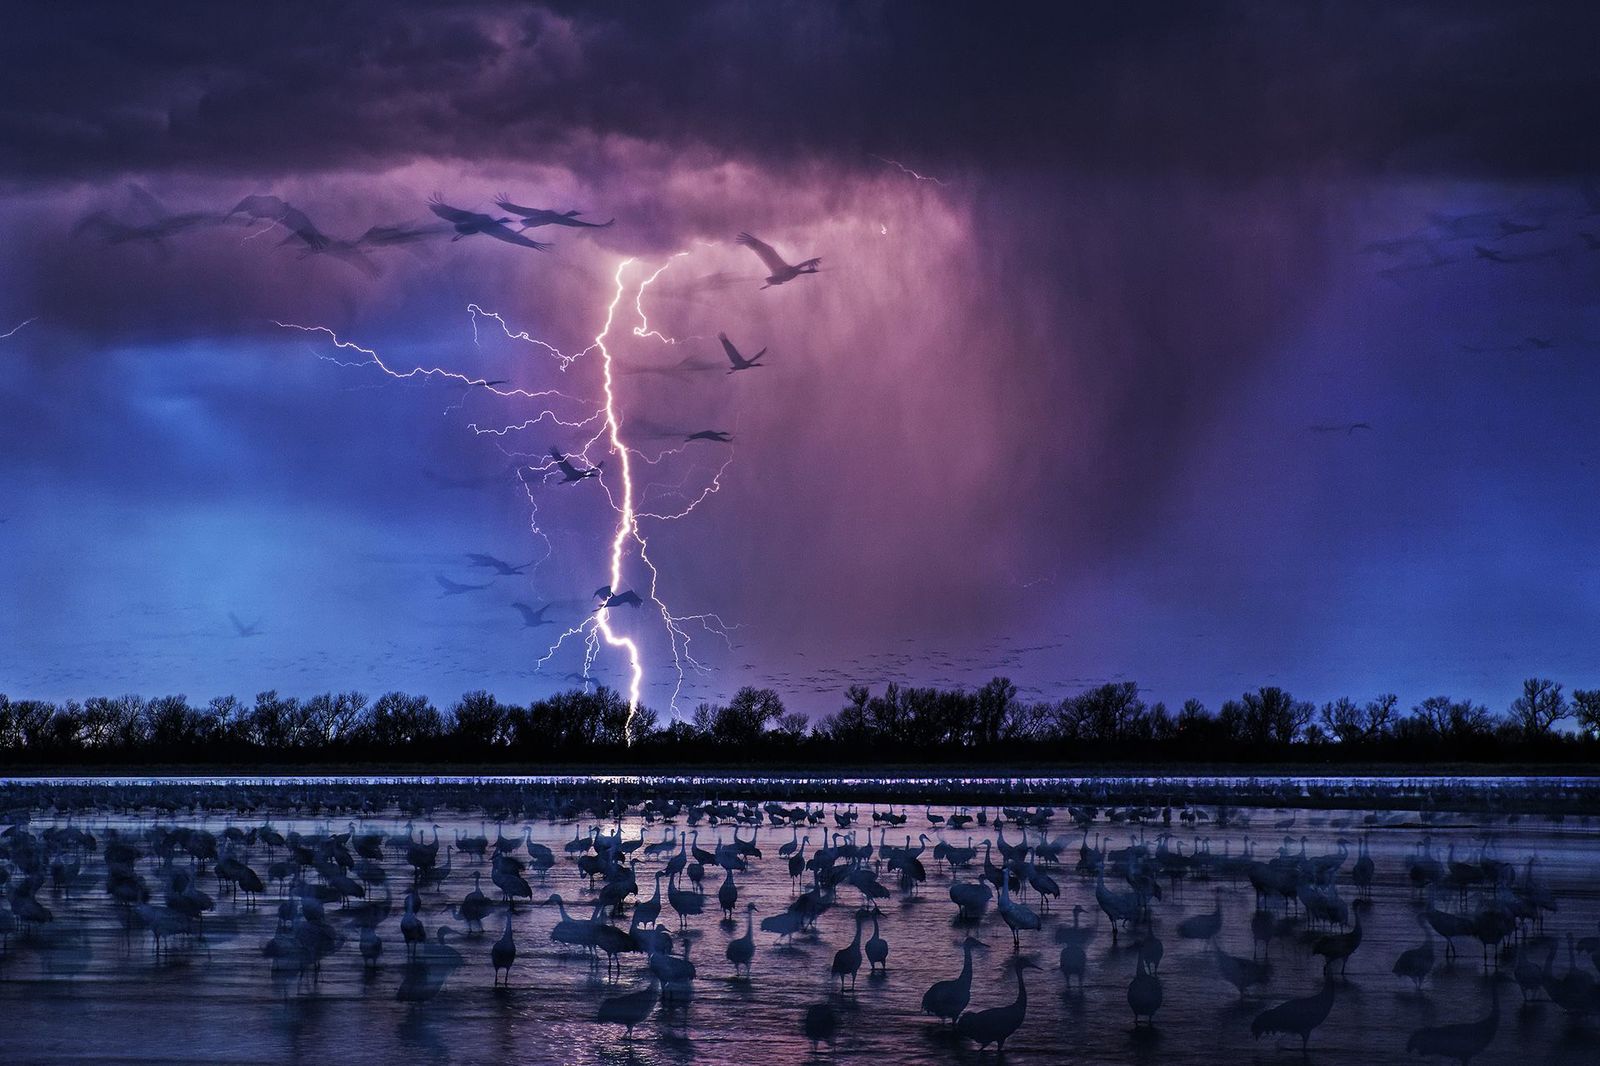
[1309,182,1600,437]
[84,184,826,665]
[2,784,1598,1063]
[74,183,819,290]
[75,186,618,275]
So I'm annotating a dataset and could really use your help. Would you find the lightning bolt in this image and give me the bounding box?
[1,317,37,339]
[631,253,702,345]
[870,153,947,186]
[592,259,647,730]
[280,250,736,743]
[539,256,738,726]
[469,303,599,370]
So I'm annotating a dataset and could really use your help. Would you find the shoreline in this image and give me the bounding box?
[6,763,1600,815]
[4,759,1597,779]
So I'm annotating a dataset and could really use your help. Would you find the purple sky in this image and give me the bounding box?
[3,3,1600,720]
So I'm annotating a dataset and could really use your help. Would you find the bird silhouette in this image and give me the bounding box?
[598,972,659,1039]
[865,909,889,973]
[396,926,465,1003]
[228,613,263,638]
[1057,905,1091,991]
[436,574,491,596]
[1213,942,1272,1000]
[832,910,866,990]
[1405,978,1500,1064]
[358,221,453,246]
[996,870,1041,947]
[490,906,516,986]
[427,196,552,250]
[549,447,601,483]
[955,957,1038,1051]
[727,902,756,976]
[718,332,766,374]
[923,935,983,1022]
[466,553,531,575]
[510,602,556,628]
[1251,978,1336,1053]
[1312,910,1363,976]
[220,196,378,275]
[684,430,733,443]
[493,196,614,228]
[736,232,821,288]
[597,589,644,609]
[226,195,330,251]
[1177,888,1224,941]
[802,1001,839,1052]
[73,208,218,249]
[1127,955,1163,1027]
[1393,915,1437,991]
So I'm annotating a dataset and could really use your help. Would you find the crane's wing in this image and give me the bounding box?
[276,204,329,250]
[228,612,250,636]
[482,222,553,251]
[228,194,284,220]
[718,333,741,365]
[72,211,132,241]
[427,197,478,224]
[736,232,789,274]
[548,447,583,476]
[361,222,451,245]
[127,183,171,222]
[435,574,462,592]
[511,602,538,625]
[323,242,381,277]
[493,195,540,216]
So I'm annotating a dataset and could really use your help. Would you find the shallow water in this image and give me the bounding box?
[1,778,1597,1065]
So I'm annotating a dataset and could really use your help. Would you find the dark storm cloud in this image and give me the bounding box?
[5,2,1600,183]
[5,1,1600,715]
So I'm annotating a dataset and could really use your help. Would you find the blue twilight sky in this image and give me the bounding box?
[2,3,1599,721]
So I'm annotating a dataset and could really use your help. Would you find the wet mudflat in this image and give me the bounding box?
[0,776,1596,1065]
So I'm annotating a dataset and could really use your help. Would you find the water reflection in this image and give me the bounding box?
[0,777,1595,1064]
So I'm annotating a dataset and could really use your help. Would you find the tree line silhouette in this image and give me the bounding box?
[0,676,1596,766]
